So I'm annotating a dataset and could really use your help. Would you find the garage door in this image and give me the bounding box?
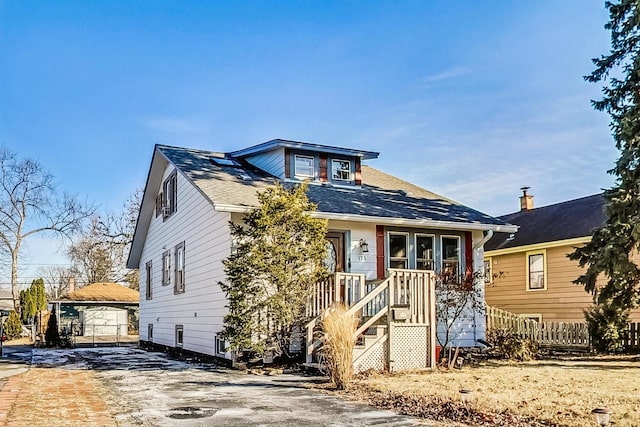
[83,307,128,336]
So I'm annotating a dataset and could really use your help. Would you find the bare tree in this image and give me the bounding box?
[37,265,75,300]
[68,189,141,289]
[0,148,93,311]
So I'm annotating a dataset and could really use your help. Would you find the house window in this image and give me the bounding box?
[162,250,171,286]
[145,261,152,300]
[331,159,351,181]
[484,258,492,284]
[441,236,460,276]
[163,171,177,218]
[415,234,435,270]
[215,334,227,355]
[388,232,408,269]
[521,313,543,322]
[527,251,546,290]
[175,242,185,293]
[294,155,314,178]
[175,325,184,348]
[155,193,163,217]
[148,324,153,342]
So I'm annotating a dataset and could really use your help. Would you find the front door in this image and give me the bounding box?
[325,232,346,273]
[325,232,347,302]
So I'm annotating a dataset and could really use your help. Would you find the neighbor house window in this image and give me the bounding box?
[388,232,409,269]
[527,251,546,290]
[484,258,492,284]
[175,242,185,293]
[441,236,460,276]
[175,325,184,348]
[145,261,153,300]
[294,155,314,178]
[163,171,177,218]
[148,324,153,342]
[331,159,351,181]
[521,314,543,322]
[215,334,227,355]
[162,250,171,286]
[415,234,435,270]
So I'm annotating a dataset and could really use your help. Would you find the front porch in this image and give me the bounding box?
[305,269,437,372]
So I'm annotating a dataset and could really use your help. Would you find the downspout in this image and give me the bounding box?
[471,230,493,345]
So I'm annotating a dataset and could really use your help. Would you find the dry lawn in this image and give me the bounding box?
[343,356,640,426]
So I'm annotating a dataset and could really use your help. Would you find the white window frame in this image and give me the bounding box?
[484,257,492,284]
[162,250,171,286]
[215,334,227,355]
[526,250,547,291]
[521,313,543,322]
[145,261,153,300]
[175,242,185,294]
[388,232,409,269]
[415,233,435,271]
[294,155,315,178]
[440,235,461,276]
[175,325,184,348]
[331,159,351,181]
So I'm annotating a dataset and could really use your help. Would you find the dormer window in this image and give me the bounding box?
[331,159,351,181]
[294,155,314,178]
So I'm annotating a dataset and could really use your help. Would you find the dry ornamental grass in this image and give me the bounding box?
[340,356,640,426]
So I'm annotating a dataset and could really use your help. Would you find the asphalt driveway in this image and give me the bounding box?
[31,347,422,426]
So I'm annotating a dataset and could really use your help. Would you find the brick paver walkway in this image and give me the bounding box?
[0,368,116,426]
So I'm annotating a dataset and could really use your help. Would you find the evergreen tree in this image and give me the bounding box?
[20,279,47,324]
[45,306,61,347]
[3,311,22,340]
[219,183,328,358]
[569,1,640,351]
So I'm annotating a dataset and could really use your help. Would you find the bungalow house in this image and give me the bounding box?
[127,140,516,370]
[484,189,640,322]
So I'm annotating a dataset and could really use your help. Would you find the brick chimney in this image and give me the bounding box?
[520,187,534,211]
[68,277,75,295]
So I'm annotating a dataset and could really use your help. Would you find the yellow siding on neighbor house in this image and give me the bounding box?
[486,245,640,322]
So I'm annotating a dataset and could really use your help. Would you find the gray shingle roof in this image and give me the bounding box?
[159,144,510,228]
[485,193,605,251]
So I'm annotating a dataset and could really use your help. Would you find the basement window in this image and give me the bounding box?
[175,325,184,348]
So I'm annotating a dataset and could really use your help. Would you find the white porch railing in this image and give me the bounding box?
[306,272,366,318]
[305,269,436,370]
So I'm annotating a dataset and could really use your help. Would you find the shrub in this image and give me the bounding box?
[487,328,538,361]
[585,303,628,353]
[320,303,359,389]
[3,311,22,340]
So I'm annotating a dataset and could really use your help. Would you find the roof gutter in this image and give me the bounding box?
[472,229,494,251]
[214,204,519,233]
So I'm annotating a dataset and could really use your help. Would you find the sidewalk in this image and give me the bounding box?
[0,366,117,426]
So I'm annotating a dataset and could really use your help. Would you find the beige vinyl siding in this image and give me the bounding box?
[486,244,640,322]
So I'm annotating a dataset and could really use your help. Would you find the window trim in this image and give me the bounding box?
[440,235,461,276]
[331,159,351,182]
[148,323,153,342]
[484,257,493,284]
[174,242,185,294]
[162,250,171,286]
[521,313,543,322]
[215,334,227,355]
[294,154,315,178]
[145,260,153,300]
[163,171,177,219]
[175,325,184,348]
[155,193,163,218]
[526,250,547,291]
[415,233,435,271]
[388,232,409,269]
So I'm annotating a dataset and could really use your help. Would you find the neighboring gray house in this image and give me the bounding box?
[0,290,13,312]
[127,140,516,370]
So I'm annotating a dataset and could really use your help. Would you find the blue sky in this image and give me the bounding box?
[0,1,616,282]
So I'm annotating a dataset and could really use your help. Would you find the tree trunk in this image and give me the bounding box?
[11,249,19,313]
